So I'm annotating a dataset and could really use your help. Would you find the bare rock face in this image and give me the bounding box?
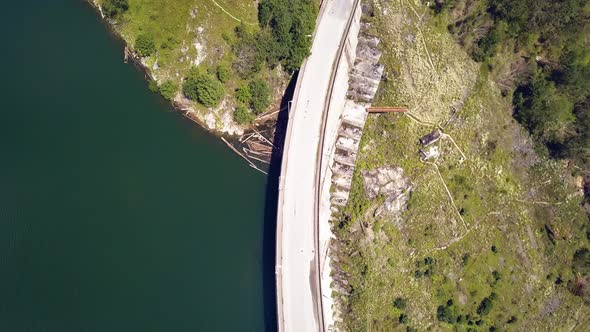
[362,166,406,199]
[361,166,411,224]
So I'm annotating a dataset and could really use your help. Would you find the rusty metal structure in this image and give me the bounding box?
[365,106,408,113]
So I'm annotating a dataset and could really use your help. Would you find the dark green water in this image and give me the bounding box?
[0,1,275,331]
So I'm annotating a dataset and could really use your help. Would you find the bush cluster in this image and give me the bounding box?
[231,78,271,124]
[476,296,494,316]
[135,34,156,57]
[159,80,178,101]
[249,79,271,115]
[235,85,252,105]
[182,67,224,108]
[573,248,590,275]
[257,0,316,71]
[393,297,407,310]
[102,0,128,18]
[436,300,457,324]
[414,256,435,278]
[217,63,231,83]
[233,105,255,125]
[232,0,317,76]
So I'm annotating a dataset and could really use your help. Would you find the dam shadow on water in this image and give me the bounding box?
[261,71,299,331]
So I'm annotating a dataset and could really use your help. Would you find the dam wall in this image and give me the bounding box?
[318,4,384,330]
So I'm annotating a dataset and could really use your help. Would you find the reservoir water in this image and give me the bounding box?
[0,1,275,330]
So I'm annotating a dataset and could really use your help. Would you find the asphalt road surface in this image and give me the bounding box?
[276,0,356,331]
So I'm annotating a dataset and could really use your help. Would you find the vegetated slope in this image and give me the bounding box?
[331,1,590,331]
[95,0,316,132]
[440,0,590,179]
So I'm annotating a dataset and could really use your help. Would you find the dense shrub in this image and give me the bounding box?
[477,297,494,316]
[393,297,407,310]
[233,105,255,125]
[182,67,224,108]
[573,248,590,275]
[514,71,575,145]
[102,0,129,18]
[232,0,316,74]
[472,21,508,61]
[135,34,156,57]
[148,80,159,93]
[436,303,457,324]
[257,0,317,71]
[462,253,470,266]
[235,84,252,105]
[249,79,271,114]
[491,270,501,285]
[399,314,409,324]
[217,63,231,83]
[232,26,264,78]
[159,80,178,101]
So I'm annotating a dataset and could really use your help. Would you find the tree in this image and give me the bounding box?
[249,79,271,114]
[159,80,178,101]
[135,34,156,57]
[102,0,129,18]
[233,105,255,124]
[182,67,224,108]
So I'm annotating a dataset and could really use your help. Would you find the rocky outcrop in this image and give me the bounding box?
[361,166,411,225]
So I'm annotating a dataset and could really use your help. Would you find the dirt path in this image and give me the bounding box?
[209,0,257,25]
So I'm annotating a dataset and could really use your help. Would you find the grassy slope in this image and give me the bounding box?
[118,0,257,78]
[99,0,272,128]
[335,0,590,331]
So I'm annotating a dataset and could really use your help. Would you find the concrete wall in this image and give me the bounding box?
[318,3,384,330]
[317,2,361,331]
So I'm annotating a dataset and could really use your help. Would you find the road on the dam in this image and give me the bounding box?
[275,0,357,331]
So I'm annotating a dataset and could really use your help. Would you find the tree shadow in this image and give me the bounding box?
[262,71,298,331]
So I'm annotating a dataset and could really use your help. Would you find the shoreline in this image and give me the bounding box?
[85,0,277,173]
[86,0,211,130]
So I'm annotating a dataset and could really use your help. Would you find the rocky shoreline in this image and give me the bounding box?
[85,0,289,173]
[87,0,237,133]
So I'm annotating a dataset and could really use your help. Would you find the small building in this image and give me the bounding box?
[419,146,440,161]
[419,129,442,146]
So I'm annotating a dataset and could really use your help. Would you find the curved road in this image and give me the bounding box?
[275,0,359,331]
